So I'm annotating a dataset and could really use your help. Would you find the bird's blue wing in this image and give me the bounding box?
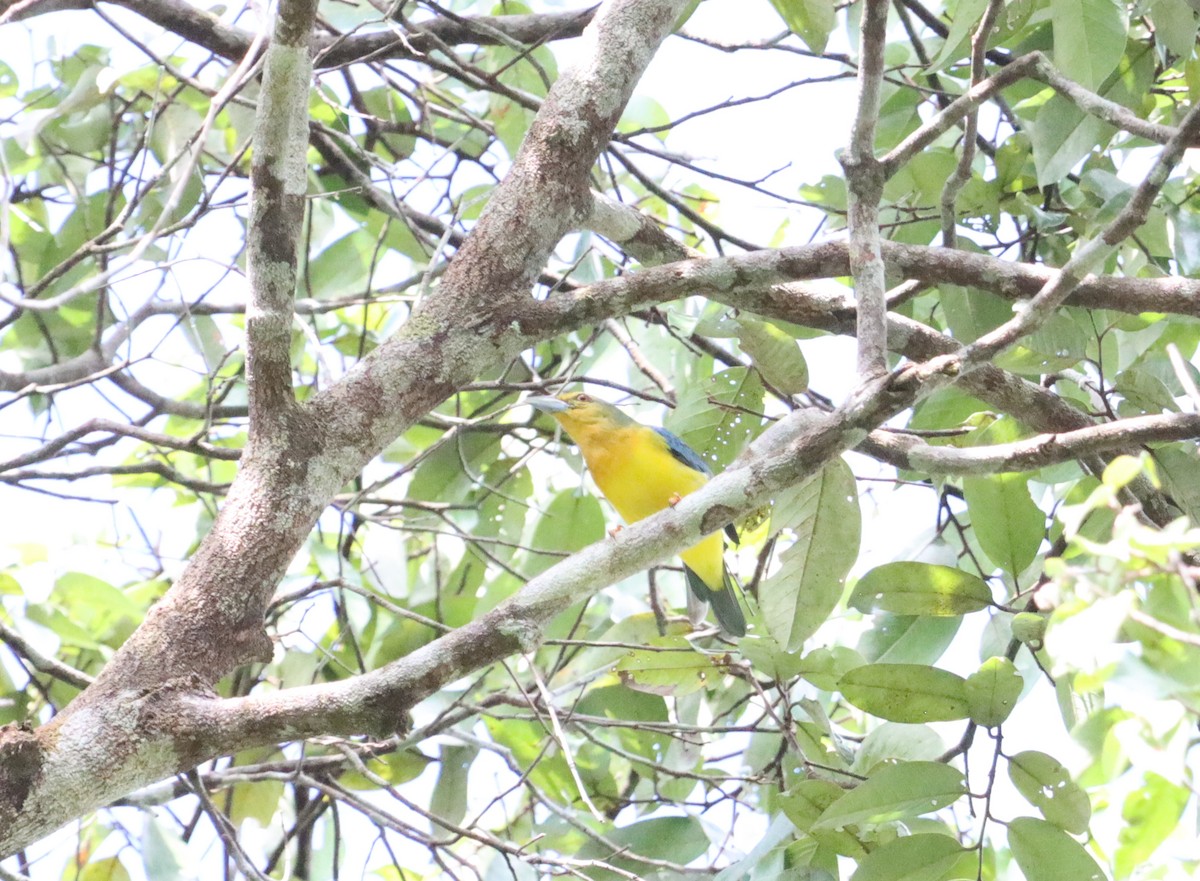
[653,427,739,544]
[652,426,712,475]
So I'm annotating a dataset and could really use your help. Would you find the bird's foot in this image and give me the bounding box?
[667,492,683,506]
[608,525,624,539]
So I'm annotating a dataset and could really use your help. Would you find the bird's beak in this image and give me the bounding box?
[528,396,568,414]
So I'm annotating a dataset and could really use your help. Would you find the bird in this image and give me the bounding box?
[529,391,746,637]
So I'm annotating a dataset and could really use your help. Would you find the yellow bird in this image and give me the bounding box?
[530,391,746,637]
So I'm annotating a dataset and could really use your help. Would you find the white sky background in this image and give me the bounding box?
[3,0,1196,878]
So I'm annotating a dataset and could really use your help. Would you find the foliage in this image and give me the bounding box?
[1,0,1199,878]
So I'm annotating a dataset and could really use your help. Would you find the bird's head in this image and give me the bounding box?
[528,391,635,435]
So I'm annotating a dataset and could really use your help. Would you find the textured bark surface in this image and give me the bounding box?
[0,0,691,855]
[4,0,1200,862]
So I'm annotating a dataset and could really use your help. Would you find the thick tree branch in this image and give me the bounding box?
[0,0,690,855]
[121,378,901,757]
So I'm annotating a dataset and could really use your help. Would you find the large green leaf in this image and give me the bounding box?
[965,656,1024,727]
[1008,751,1092,834]
[849,562,992,617]
[840,664,971,723]
[1148,0,1198,58]
[736,315,809,395]
[527,490,606,576]
[577,816,709,880]
[849,833,965,881]
[963,471,1044,577]
[1031,95,1112,188]
[614,636,721,696]
[813,761,965,829]
[761,457,861,650]
[1051,0,1128,89]
[851,723,945,773]
[431,743,478,829]
[858,614,961,665]
[930,0,992,70]
[1008,816,1107,881]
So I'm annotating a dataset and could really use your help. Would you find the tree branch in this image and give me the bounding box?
[0,0,597,68]
[842,0,890,379]
[244,0,315,431]
[0,0,691,855]
[868,414,1200,475]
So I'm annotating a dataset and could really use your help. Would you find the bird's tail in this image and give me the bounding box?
[684,566,746,637]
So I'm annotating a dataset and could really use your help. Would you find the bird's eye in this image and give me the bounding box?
[575,394,591,403]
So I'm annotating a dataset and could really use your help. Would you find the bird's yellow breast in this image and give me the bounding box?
[570,423,708,525]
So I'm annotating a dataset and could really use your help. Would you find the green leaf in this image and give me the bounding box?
[617,95,671,139]
[995,311,1090,375]
[484,716,575,803]
[965,656,1023,727]
[140,817,187,881]
[778,779,870,857]
[407,432,500,503]
[1011,611,1049,646]
[963,472,1044,576]
[1051,0,1128,89]
[1008,816,1107,881]
[796,645,867,690]
[614,636,721,696]
[665,366,765,470]
[930,0,992,70]
[780,778,846,831]
[1009,751,1092,834]
[228,777,285,828]
[1170,206,1200,276]
[813,761,965,829]
[527,490,606,576]
[1031,95,1111,188]
[1114,772,1190,878]
[840,664,971,723]
[849,562,992,617]
[940,285,1011,343]
[1148,0,1198,59]
[768,0,837,54]
[306,231,373,299]
[342,749,431,790]
[54,572,144,627]
[577,816,709,880]
[849,832,965,881]
[739,632,809,680]
[358,86,416,159]
[431,743,478,829]
[852,723,945,773]
[575,685,669,763]
[858,614,961,665]
[761,458,861,650]
[736,316,809,395]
